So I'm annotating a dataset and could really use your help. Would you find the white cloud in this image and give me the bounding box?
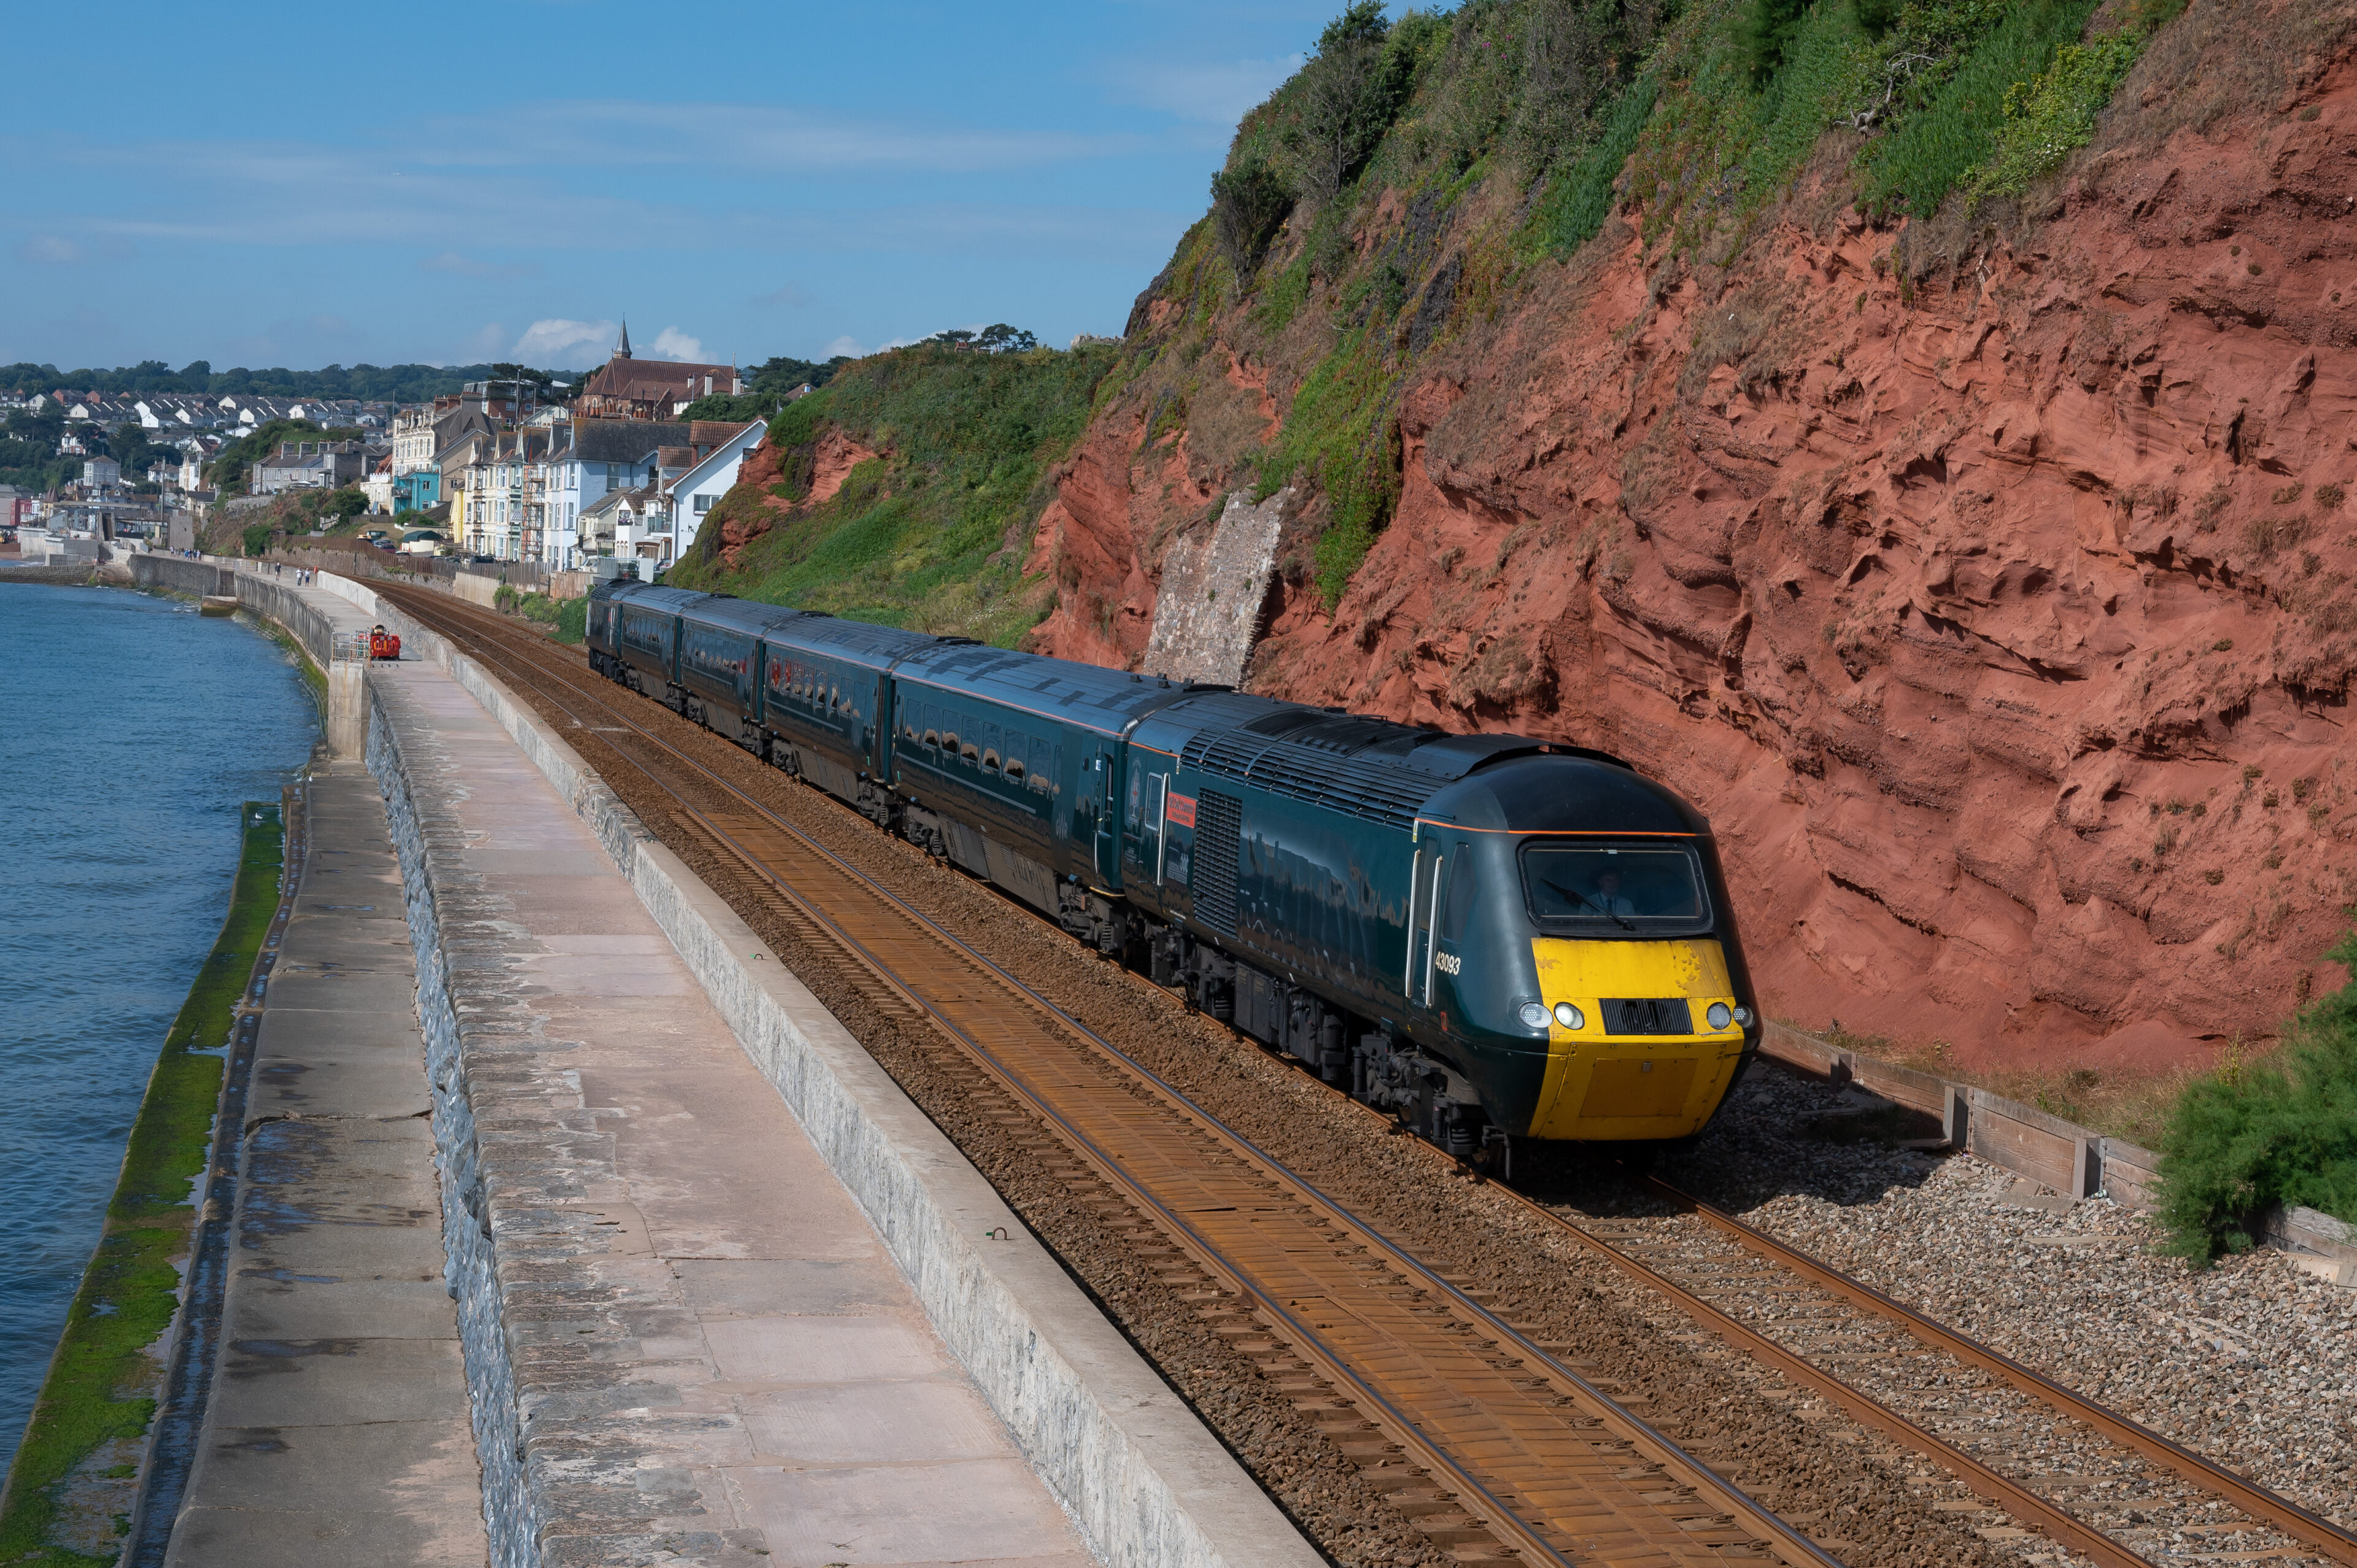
[18,234,85,264]
[821,334,869,359]
[1102,54,1305,125]
[511,318,618,367]
[648,326,705,361]
[754,281,813,309]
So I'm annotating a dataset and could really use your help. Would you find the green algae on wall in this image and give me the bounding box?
[0,802,285,1567]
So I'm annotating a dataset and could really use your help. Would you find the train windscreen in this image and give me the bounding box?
[1519,842,1710,935]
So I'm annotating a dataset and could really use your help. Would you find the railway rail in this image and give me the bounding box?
[375,580,2354,1568]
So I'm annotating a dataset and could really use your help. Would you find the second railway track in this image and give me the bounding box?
[374,581,2355,1568]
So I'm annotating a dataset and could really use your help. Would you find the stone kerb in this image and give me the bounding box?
[360,595,1314,1568]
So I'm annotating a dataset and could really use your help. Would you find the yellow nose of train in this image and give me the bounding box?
[1525,937,1749,1140]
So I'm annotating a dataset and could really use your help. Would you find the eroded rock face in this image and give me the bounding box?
[700,427,880,570]
[1034,61,2357,1070]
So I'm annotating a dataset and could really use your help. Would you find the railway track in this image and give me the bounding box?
[375,581,2355,1568]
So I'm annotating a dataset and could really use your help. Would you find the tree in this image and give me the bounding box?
[926,329,978,349]
[1290,1,1416,202]
[109,422,158,481]
[1211,158,1296,279]
[1739,0,1813,86]
[975,323,1039,353]
[749,354,850,395]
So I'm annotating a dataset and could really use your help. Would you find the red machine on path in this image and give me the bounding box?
[368,625,402,661]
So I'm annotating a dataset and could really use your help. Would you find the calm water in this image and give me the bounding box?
[0,582,317,1467]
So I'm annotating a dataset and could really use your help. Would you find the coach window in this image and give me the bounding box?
[1029,736,1053,793]
[981,724,1002,771]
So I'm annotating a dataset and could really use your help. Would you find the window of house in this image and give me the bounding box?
[694,494,714,514]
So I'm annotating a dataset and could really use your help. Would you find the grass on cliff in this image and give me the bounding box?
[0,804,283,1567]
[666,343,1120,646]
[2154,935,2357,1262]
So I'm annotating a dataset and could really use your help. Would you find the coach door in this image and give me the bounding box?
[1086,744,1119,887]
[1404,840,1449,1014]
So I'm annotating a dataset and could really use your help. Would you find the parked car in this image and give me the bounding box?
[398,528,446,555]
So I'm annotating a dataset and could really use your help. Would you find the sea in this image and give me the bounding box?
[0,581,319,1469]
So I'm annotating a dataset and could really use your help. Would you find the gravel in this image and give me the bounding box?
[1540,1059,2357,1567]
[416,605,2353,1568]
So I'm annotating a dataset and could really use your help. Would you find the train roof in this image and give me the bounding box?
[675,594,807,639]
[757,611,942,671]
[612,584,720,616]
[1423,754,1708,836]
[894,642,1212,735]
[1127,690,1558,832]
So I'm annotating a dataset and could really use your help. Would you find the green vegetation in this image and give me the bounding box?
[678,350,856,423]
[1255,327,1399,609]
[495,587,588,644]
[1965,25,2150,200]
[1855,0,2104,217]
[0,805,284,1567]
[203,418,353,496]
[2157,934,2357,1262]
[0,405,78,496]
[666,342,1120,645]
[0,359,568,403]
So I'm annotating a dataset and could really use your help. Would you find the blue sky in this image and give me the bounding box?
[0,1,1339,374]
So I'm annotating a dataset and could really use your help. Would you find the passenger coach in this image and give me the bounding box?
[584,579,1758,1162]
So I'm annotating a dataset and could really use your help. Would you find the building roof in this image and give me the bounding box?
[565,419,688,464]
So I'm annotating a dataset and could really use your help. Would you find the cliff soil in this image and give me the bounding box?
[1020,0,2357,1073]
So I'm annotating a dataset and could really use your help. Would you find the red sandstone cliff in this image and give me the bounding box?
[1028,15,2357,1072]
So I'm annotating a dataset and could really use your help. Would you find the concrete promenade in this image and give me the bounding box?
[138,563,1315,1568]
[362,655,1094,1566]
[163,763,486,1566]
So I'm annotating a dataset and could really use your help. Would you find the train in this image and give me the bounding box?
[586,579,1759,1161]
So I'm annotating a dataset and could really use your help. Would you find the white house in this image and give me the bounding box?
[656,419,766,565]
[528,418,689,570]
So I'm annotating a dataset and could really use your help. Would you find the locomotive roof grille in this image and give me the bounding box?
[1183,730,1432,830]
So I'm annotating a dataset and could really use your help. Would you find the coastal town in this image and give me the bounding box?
[2,326,780,576]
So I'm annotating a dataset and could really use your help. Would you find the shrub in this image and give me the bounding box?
[1290,1,1417,201]
[1965,29,2146,199]
[1737,0,1813,85]
[1253,328,1400,609]
[2158,931,2357,1260]
[1533,76,1660,255]
[1857,0,2102,218]
[241,522,274,557]
[1210,157,1296,280]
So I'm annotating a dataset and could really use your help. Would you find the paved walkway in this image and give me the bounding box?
[366,635,1095,1564]
[164,762,487,1566]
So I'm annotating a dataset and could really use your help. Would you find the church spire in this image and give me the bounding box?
[615,320,632,360]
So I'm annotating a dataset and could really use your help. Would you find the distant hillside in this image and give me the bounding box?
[0,360,571,403]
[664,341,1119,646]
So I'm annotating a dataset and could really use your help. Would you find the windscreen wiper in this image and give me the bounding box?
[1542,878,1635,932]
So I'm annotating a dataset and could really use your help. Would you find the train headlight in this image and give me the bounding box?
[1706,1002,1733,1031]
[1518,1002,1549,1030]
[1734,1006,1754,1028]
[1552,1002,1585,1030]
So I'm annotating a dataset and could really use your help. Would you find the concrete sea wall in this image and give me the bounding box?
[358,585,1310,1567]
